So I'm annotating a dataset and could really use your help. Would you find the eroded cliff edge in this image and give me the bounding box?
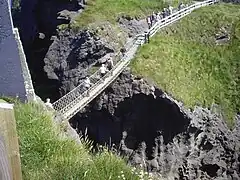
[69,69,240,179]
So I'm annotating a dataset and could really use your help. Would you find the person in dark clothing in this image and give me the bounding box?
[144,31,150,44]
[178,2,184,11]
[162,8,167,18]
[120,47,126,58]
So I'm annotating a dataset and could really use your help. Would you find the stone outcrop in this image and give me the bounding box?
[117,15,148,37]
[43,29,114,97]
[16,0,149,101]
[17,0,87,101]
[70,69,240,180]
[14,1,240,179]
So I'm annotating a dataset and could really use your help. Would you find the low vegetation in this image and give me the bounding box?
[131,3,240,127]
[12,101,155,180]
[72,0,166,28]
[71,0,192,29]
[0,99,6,103]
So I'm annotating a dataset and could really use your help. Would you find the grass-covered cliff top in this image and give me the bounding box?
[11,101,154,180]
[131,3,240,127]
[70,0,190,28]
[73,0,164,27]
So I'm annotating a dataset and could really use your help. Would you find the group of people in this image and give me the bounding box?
[82,56,114,96]
[146,5,173,29]
[146,2,186,29]
[144,2,187,44]
[44,57,114,108]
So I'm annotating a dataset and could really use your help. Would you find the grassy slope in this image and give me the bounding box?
[71,0,191,28]
[73,0,165,28]
[67,0,176,51]
[14,102,153,180]
[0,99,6,103]
[131,3,240,127]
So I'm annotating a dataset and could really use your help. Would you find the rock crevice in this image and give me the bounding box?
[70,69,240,179]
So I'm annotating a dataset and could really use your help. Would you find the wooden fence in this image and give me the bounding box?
[0,102,22,180]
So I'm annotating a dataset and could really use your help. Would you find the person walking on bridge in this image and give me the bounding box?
[178,2,184,11]
[99,64,109,81]
[168,5,173,15]
[152,11,157,24]
[107,57,114,75]
[107,57,114,70]
[144,31,150,44]
[45,98,53,109]
[146,16,152,29]
[156,12,161,21]
[162,8,167,18]
[83,77,92,96]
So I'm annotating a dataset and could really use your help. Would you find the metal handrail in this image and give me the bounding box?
[52,0,218,120]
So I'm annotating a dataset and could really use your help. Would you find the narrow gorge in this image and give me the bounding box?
[15,0,240,179]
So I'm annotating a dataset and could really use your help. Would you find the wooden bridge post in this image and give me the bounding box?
[0,102,22,180]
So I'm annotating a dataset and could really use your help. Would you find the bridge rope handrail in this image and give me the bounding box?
[52,0,218,120]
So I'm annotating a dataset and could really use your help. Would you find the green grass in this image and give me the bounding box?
[14,102,154,180]
[70,0,191,29]
[0,99,6,103]
[73,0,165,28]
[131,3,240,127]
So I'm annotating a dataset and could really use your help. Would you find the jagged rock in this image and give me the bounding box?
[70,69,240,179]
[57,10,75,22]
[38,32,46,39]
[43,29,114,95]
[117,15,148,37]
[215,25,231,45]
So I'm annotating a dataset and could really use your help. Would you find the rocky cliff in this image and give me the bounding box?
[15,0,240,179]
[43,29,114,98]
[70,69,240,180]
[18,0,87,100]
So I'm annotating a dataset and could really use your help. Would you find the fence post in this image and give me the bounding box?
[0,102,22,180]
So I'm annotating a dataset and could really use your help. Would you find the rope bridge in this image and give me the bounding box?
[52,0,218,121]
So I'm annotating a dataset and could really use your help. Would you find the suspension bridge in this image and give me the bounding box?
[52,0,218,121]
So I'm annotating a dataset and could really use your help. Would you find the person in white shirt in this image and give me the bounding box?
[178,2,185,11]
[83,77,91,96]
[84,77,91,89]
[99,64,109,78]
[146,16,152,29]
[45,98,53,109]
[168,5,173,15]
[156,12,161,21]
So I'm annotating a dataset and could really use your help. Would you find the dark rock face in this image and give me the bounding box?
[70,69,240,179]
[19,0,82,49]
[17,0,85,101]
[44,29,114,97]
